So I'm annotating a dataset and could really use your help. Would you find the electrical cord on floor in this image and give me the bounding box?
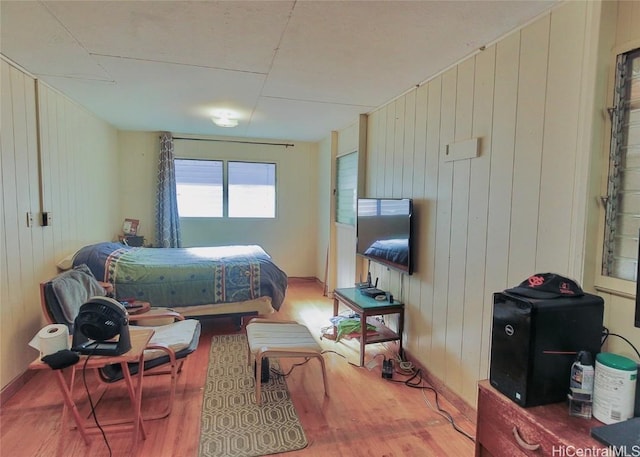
[320,349,366,367]
[392,353,415,373]
[82,346,112,457]
[384,357,475,442]
[321,343,474,441]
[268,358,313,378]
[270,347,380,380]
[601,327,640,360]
[277,343,474,442]
[370,353,387,363]
[319,325,336,341]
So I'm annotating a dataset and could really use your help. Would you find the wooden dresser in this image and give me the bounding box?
[476,380,606,456]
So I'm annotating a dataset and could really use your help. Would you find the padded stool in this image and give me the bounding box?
[245,318,329,405]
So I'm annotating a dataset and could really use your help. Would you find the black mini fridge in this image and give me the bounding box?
[489,291,603,407]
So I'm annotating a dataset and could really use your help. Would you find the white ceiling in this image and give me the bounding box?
[1,0,558,142]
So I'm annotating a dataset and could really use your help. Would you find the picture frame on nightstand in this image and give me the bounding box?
[122,218,139,236]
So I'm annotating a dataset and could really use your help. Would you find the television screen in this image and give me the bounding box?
[356,198,413,275]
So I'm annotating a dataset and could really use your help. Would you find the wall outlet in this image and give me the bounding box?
[26,212,34,227]
[41,212,52,226]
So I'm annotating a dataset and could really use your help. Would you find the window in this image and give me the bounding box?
[602,48,640,281]
[336,152,357,225]
[228,161,276,218]
[175,159,276,218]
[175,159,223,217]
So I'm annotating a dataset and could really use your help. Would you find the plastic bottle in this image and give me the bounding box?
[568,351,595,419]
[570,350,595,392]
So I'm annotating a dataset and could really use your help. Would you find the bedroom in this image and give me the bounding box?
[1,0,640,454]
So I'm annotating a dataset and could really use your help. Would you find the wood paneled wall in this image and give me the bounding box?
[0,58,119,392]
[350,1,638,406]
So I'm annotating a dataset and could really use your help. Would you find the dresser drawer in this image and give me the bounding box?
[477,386,545,456]
[476,381,605,457]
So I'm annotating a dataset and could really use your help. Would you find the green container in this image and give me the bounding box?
[593,352,638,424]
[596,352,638,372]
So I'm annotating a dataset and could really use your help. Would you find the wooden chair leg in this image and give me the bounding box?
[255,353,263,405]
[144,357,177,420]
[316,355,329,398]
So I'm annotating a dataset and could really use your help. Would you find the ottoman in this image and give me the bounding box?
[245,318,329,405]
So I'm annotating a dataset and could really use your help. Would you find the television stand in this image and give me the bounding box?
[333,287,404,367]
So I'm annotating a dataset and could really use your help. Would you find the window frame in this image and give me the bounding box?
[596,43,640,298]
[335,151,358,226]
[174,158,277,220]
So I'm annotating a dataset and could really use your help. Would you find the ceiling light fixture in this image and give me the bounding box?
[212,113,238,128]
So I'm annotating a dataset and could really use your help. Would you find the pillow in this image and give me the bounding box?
[56,251,79,271]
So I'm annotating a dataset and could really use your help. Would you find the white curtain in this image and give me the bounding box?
[155,132,182,248]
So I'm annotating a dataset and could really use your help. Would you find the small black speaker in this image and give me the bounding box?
[490,291,603,407]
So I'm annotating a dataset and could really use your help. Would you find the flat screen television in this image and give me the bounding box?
[356,198,413,275]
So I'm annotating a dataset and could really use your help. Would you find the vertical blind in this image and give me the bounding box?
[603,48,640,281]
[336,152,358,225]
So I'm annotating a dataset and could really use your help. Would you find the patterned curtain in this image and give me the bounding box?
[156,132,182,248]
[602,53,628,276]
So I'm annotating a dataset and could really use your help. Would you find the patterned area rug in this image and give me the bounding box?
[199,334,308,457]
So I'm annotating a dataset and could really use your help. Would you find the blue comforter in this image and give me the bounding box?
[73,242,288,310]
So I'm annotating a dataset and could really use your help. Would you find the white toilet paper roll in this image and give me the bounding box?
[29,324,70,356]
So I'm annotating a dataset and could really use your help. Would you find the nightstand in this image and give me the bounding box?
[119,235,144,247]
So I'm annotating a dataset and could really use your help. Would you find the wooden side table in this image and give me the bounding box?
[29,328,154,456]
[333,287,404,367]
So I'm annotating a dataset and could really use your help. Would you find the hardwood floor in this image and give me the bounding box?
[0,279,476,457]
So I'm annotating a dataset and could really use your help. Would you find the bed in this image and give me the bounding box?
[69,242,288,321]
